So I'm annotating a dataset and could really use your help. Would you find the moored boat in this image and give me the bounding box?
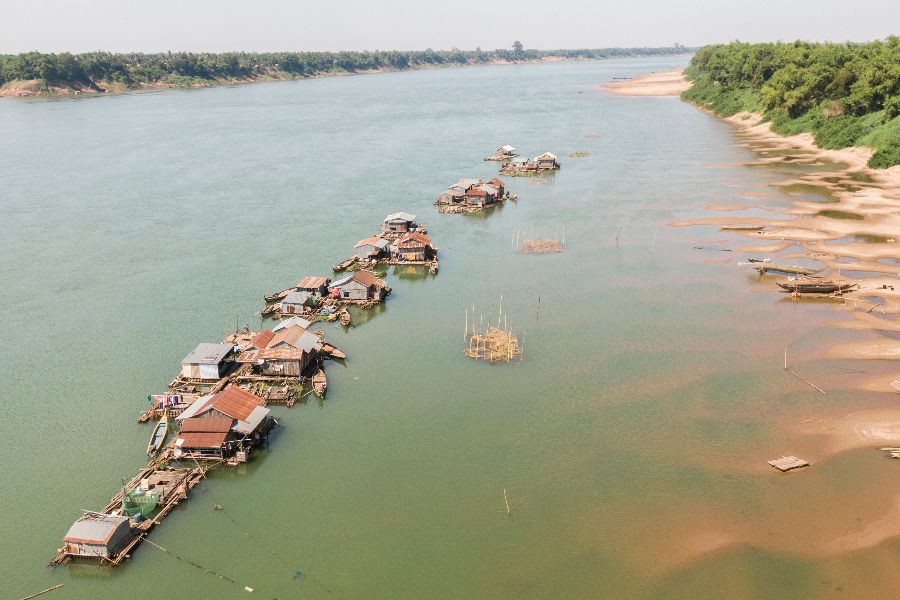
[748,258,820,276]
[312,369,327,397]
[777,276,857,294]
[146,413,168,457]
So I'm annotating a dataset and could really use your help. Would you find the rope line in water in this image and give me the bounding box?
[143,537,255,593]
[218,506,345,599]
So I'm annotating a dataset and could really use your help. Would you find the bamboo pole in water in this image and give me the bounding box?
[503,488,511,515]
[19,584,64,600]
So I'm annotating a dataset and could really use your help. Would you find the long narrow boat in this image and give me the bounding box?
[777,277,857,294]
[146,413,168,457]
[312,369,328,397]
[748,258,820,276]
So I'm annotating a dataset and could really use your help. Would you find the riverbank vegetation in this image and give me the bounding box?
[0,45,689,96]
[683,38,900,168]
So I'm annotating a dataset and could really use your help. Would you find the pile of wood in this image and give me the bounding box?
[519,239,563,253]
[465,327,522,362]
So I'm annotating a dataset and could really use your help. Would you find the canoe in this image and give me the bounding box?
[321,343,346,360]
[146,413,168,457]
[777,277,857,294]
[748,258,820,276]
[264,288,291,304]
[312,369,327,397]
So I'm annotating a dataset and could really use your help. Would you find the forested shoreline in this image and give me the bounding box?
[0,45,688,96]
[682,39,899,168]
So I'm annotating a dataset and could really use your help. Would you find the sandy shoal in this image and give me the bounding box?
[603,68,690,96]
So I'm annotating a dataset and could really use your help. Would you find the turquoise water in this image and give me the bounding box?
[3,57,900,599]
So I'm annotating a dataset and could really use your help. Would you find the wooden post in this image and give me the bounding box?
[616,226,621,245]
[503,488,511,515]
[784,347,787,370]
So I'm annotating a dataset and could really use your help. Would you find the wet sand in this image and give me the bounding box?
[603,68,690,96]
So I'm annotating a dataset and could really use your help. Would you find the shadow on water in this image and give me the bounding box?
[390,264,436,281]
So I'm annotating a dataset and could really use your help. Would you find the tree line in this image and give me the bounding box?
[683,38,899,168]
[0,45,689,88]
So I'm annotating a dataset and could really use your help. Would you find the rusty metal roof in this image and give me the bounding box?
[248,330,274,350]
[180,417,232,433]
[297,276,329,289]
[257,347,306,360]
[178,432,228,449]
[209,386,264,421]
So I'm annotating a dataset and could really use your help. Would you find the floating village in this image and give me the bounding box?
[50,147,559,571]
[50,133,898,572]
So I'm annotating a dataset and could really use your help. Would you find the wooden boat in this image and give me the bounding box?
[748,258,820,276]
[264,288,291,304]
[721,224,764,231]
[333,256,357,272]
[146,413,168,456]
[339,310,351,326]
[312,369,327,397]
[777,277,857,294]
[260,303,280,316]
[320,342,346,360]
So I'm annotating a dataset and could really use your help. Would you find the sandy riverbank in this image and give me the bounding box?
[603,68,690,96]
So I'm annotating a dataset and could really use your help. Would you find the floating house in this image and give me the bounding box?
[383,212,417,234]
[296,276,331,297]
[534,152,560,170]
[176,385,271,440]
[62,513,132,560]
[392,231,434,262]
[484,145,519,161]
[329,270,390,302]
[176,417,232,459]
[180,343,236,380]
[281,290,312,314]
[500,152,560,176]
[435,178,509,210]
[237,323,321,376]
[354,236,390,260]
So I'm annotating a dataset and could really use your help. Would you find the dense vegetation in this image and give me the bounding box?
[0,44,688,90]
[683,39,900,168]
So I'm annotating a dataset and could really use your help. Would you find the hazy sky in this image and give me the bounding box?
[1,0,897,53]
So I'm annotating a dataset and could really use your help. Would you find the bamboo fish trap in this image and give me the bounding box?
[465,327,522,362]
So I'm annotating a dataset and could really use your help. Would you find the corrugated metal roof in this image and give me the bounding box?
[272,316,312,332]
[499,144,515,152]
[64,514,129,545]
[180,417,232,433]
[282,290,311,305]
[354,236,381,248]
[384,211,416,223]
[182,343,234,365]
[535,152,557,160]
[257,347,306,360]
[268,324,305,349]
[177,432,228,449]
[210,386,263,421]
[235,350,260,363]
[176,395,215,420]
[233,405,270,435]
[297,276,329,289]
[248,330,274,350]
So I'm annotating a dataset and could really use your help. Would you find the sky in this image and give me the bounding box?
[1,0,897,54]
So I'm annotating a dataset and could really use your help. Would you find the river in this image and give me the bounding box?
[2,56,899,599]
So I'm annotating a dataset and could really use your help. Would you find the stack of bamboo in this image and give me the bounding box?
[465,327,522,362]
[519,239,563,253]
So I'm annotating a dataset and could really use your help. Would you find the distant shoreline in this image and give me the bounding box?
[0,49,693,99]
